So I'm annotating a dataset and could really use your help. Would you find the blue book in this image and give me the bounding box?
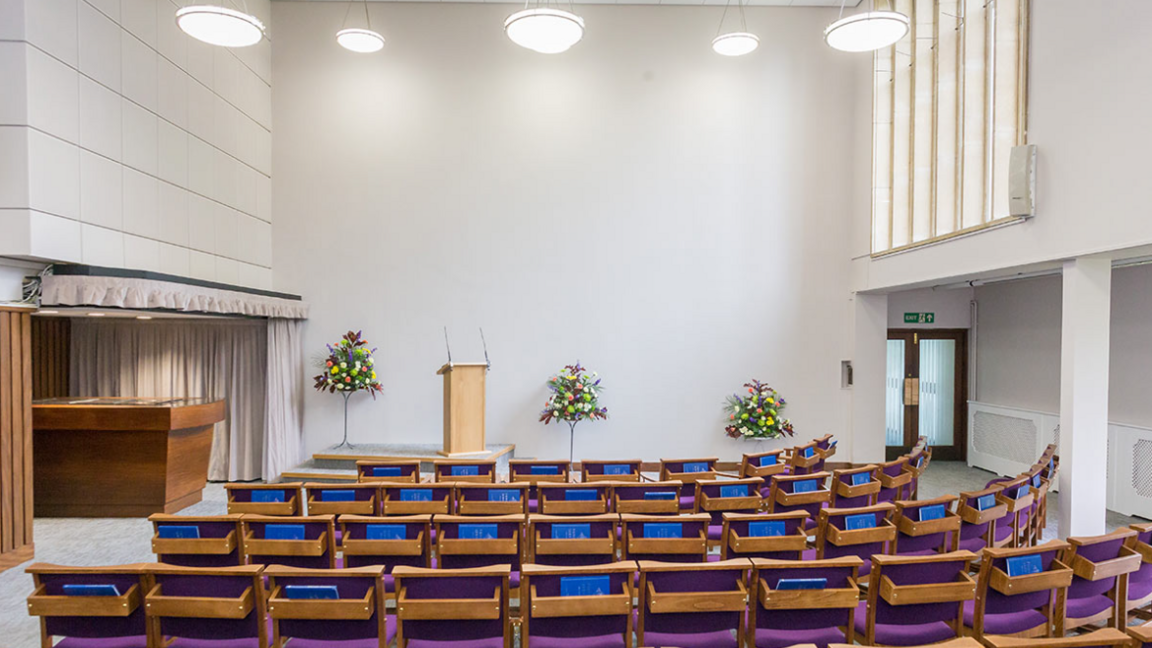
[850,472,871,486]
[758,454,778,467]
[561,575,611,597]
[372,466,403,477]
[157,525,200,539]
[643,523,683,539]
[644,491,676,500]
[845,514,877,530]
[683,461,709,473]
[976,494,997,511]
[918,504,946,522]
[488,489,521,502]
[719,484,749,498]
[459,524,498,540]
[63,584,120,596]
[803,447,815,458]
[1006,554,1043,577]
[777,578,827,590]
[366,524,406,540]
[1032,474,1042,488]
[830,440,838,448]
[792,480,818,494]
[321,490,355,502]
[552,523,591,539]
[399,489,432,502]
[1015,486,1030,500]
[1049,458,1055,477]
[284,585,339,600]
[451,465,480,476]
[603,464,632,475]
[530,465,559,475]
[748,520,785,537]
[251,490,285,503]
[265,524,305,540]
[565,489,598,501]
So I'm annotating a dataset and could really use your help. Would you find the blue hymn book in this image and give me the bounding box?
[759,454,778,466]
[845,514,877,530]
[63,584,120,596]
[284,585,339,600]
[399,489,433,502]
[603,464,632,475]
[719,484,749,498]
[1006,554,1043,577]
[643,523,683,538]
[157,525,200,539]
[644,491,676,500]
[530,465,560,475]
[565,489,598,501]
[265,524,305,540]
[561,576,611,597]
[458,524,498,540]
[321,490,355,502]
[372,466,403,477]
[918,504,947,522]
[748,520,785,537]
[251,490,285,503]
[850,472,871,486]
[683,462,709,473]
[366,524,406,540]
[976,494,997,510]
[776,578,827,590]
[552,523,592,539]
[792,480,818,494]
[451,465,480,476]
[488,489,521,502]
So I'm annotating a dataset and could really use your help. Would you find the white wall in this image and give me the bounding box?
[272,1,868,460]
[887,287,972,330]
[0,0,273,287]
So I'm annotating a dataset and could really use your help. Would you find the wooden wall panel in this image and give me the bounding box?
[0,306,34,571]
[31,317,70,400]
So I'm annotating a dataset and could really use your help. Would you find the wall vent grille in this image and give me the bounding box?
[973,411,1037,464]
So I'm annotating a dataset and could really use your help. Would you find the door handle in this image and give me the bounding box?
[904,378,920,406]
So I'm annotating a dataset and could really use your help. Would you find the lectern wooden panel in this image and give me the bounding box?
[32,398,225,517]
[437,363,487,457]
[0,306,34,572]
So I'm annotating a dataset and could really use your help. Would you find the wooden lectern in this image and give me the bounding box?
[437,362,488,456]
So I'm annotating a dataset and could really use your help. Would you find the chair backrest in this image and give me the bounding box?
[768,472,832,518]
[620,514,710,562]
[379,482,453,516]
[986,628,1133,648]
[434,514,524,571]
[1128,624,1152,648]
[150,514,245,567]
[339,514,433,571]
[956,484,1009,552]
[453,483,530,516]
[265,565,387,646]
[612,480,683,515]
[581,459,642,482]
[241,514,337,569]
[26,562,152,646]
[522,561,636,643]
[970,540,1072,640]
[432,460,496,483]
[305,482,380,516]
[528,514,620,566]
[538,482,612,515]
[892,495,961,555]
[750,556,863,645]
[739,450,788,480]
[816,503,897,563]
[996,476,1036,545]
[145,564,267,646]
[1062,529,1140,613]
[1128,523,1152,604]
[356,459,421,483]
[226,483,304,516]
[830,465,881,508]
[392,565,511,648]
[721,512,810,560]
[659,457,719,483]
[695,477,763,522]
[509,459,571,484]
[787,441,822,475]
[864,551,977,646]
[637,559,751,644]
[876,457,913,503]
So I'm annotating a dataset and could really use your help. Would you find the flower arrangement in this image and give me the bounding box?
[313,330,382,448]
[539,362,608,460]
[724,380,795,440]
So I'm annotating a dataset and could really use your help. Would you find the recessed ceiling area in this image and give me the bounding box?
[279,0,861,7]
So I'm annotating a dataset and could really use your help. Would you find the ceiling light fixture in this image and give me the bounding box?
[504,6,584,54]
[712,0,758,57]
[38,309,59,315]
[824,0,909,53]
[87,312,106,317]
[136,315,154,320]
[337,0,385,53]
[176,3,265,48]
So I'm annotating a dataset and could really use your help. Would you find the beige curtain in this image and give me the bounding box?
[264,319,304,480]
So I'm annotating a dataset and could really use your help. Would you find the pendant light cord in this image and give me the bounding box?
[341,0,373,31]
[716,0,749,37]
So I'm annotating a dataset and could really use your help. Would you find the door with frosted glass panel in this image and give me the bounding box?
[885,330,968,461]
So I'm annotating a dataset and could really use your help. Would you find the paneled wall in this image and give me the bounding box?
[31,317,70,400]
[0,306,33,571]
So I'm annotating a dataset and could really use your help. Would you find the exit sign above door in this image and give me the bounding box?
[904,312,936,324]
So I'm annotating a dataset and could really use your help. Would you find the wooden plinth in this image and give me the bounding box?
[437,363,487,457]
[32,399,225,517]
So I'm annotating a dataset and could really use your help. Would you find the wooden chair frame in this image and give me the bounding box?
[611,480,683,515]
[225,483,304,516]
[891,495,962,555]
[379,483,453,516]
[527,514,620,564]
[521,561,636,648]
[431,459,497,484]
[1060,528,1140,632]
[26,563,154,648]
[355,459,422,484]
[1126,623,1152,648]
[265,565,387,648]
[338,514,433,574]
[767,472,832,515]
[453,483,531,516]
[720,512,810,561]
[864,551,978,647]
[659,457,720,484]
[508,459,572,485]
[580,459,642,483]
[955,485,1009,554]
[620,513,710,562]
[392,565,512,648]
[739,450,788,480]
[995,477,1037,549]
[815,503,897,580]
[749,555,864,647]
[785,442,822,473]
[986,627,1132,648]
[830,465,881,508]
[876,457,914,502]
[637,559,752,648]
[694,477,764,516]
[304,482,380,516]
[149,514,246,566]
[434,514,525,597]
[537,483,612,515]
[240,514,337,569]
[144,563,268,648]
[968,540,1072,642]
[1126,522,1152,620]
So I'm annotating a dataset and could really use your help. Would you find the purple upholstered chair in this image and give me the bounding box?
[581,459,642,483]
[522,561,636,648]
[356,459,421,483]
[150,514,246,567]
[720,512,809,561]
[739,451,787,497]
[785,441,822,476]
[766,472,832,530]
[659,458,719,511]
[537,483,612,516]
[432,460,497,484]
[875,457,913,505]
[749,556,864,648]
[965,540,1072,641]
[1127,523,1152,620]
[612,481,683,516]
[857,550,977,646]
[305,483,381,517]
[620,513,710,563]
[905,447,930,500]
[637,559,751,648]
[393,565,511,648]
[26,563,152,648]
[812,434,837,474]
[454,483,530,516]
[830,465,880,509]
[434,514,525,590]
[1060,528,1141,633]
[339,514,432,595]
[1129,624,1152,648]
[226,483,304,516]
[695,477,764,541]
[509,460,571,512]
[891,495,961,556]
[380,483,453,516]
[241,514,337,569]
[986,628,1133,648]
[528,514,619,566]
[146,564,269,648]
[954,485,1009,553]
[265,565,393,648]
[993,476,1036,549]
[814,503,896,581]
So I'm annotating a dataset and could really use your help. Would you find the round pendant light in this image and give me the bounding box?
[337,28,385,53]
[175,5,264,48]
[712,32,759,56]
[504,8,585,54]
[823,10,909,52]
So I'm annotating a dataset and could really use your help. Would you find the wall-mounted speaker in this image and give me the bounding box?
[1008,144,1037,218]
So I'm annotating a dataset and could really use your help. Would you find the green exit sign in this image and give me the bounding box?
[904,312,936,324]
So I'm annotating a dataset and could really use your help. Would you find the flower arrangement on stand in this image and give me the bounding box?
[539,362,608,461]
[313,330,383,448]
[724,380,795,440]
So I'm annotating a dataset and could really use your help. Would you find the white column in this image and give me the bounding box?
[852,292,889,464]
[1059,256,1112,537]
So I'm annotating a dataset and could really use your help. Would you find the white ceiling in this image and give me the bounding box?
[277,0,862,7]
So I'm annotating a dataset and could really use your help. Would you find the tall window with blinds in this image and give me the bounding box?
[872,0,1029,254]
